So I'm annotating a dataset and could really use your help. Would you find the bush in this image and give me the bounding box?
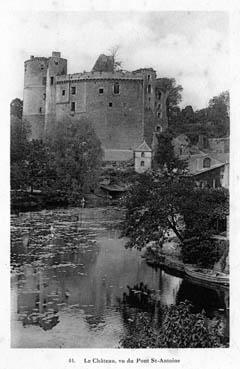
[120,301,223,348]
[182,239,221,268]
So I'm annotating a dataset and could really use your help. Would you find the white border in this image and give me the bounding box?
[1,1,240,369]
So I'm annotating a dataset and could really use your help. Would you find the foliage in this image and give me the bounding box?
[120,301,223,348]
[48,117,103,204]
[122,171,194,249]
[10,98,23,119]
[24,140,55,192]
[181,187,229,240]
[169,91,230,141]
[10,115,31,189]
[11,115,30,163]
[156,78,183,127]
[122,170,229,251]
[182,239,221,268]
[154,130,188,172]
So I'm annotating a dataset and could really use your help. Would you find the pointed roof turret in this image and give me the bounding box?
[134,140,152,152]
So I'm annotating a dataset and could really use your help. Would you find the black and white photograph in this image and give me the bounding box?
[2,1,240,367]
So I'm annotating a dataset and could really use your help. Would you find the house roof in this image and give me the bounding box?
[134,140,152,152]
[191,163,225,176]
[208,152,229,164]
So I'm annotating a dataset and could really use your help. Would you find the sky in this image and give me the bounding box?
[8,11,229,110]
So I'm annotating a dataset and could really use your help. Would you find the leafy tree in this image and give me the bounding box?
[10,115,31,189]
[156,78,183,127]
[24,140,54,193]
[154,130,187,172]
[120,301,223,348]
[48,117,103,203]
[181,239,221,268]
[10,98,23,119]
[122,171,194,249]
[122,170,229,254]
[182,187,229,241]
[169,91,230,141]
[10,115,30,164]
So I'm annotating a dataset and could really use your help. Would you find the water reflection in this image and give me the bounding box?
[11,207,228,348]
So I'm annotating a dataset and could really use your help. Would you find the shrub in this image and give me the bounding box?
[182,239,221,268]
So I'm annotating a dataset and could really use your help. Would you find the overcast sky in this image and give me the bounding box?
[9,11,229,109]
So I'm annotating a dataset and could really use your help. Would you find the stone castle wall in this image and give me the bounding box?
[56,78,144,150]
[23,52,165,154]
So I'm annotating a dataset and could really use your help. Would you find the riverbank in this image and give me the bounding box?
[143,244,229,289]
[10,190,118,214]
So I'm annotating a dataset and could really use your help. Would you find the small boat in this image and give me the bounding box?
[185,265,229,286]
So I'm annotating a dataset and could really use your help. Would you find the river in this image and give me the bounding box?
[11,207,229,348]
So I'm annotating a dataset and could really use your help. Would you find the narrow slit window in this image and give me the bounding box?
[62,90,66,96]
[39,107,42,113]
[71,102,75,112]
[147,84,151,93]
[50,76,54,85]
[113,82,120,94]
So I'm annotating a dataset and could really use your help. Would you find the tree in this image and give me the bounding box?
[10,115,31,189]
[122,170,229,252]
[155,78,183,127]
[154,130,187,172]
[48,117,103,203]
[10,98,23,119]
[24,140,54,193]
[120,301,223,348]
[122,171,194,249]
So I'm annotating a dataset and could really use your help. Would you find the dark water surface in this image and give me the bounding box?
[11,207,229,348]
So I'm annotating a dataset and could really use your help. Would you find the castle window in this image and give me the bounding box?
[99,88,104,94]
[39,107,42,113]
[141,152,145,158]
[71,86,76,95]
[71,102,75,112]
[50,76,54,85]
[62,90,66,96]
[203,157,211,168]
[147,84,151,93]
[40,64,44,70]
[156,126,161,132]
[157,112,160,118]
[42,77,47,85]
[109,102,112,107]
[140,161,145,167]
[54,61,59,65]
[147,75,150,81]
[157,91,161,100]
[113,82,120,94]
[43,93,46,100]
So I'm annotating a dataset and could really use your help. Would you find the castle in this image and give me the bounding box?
[23,51,167,161]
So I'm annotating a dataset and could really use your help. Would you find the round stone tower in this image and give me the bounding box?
[44,51,67,138]
[23,55,49,139]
